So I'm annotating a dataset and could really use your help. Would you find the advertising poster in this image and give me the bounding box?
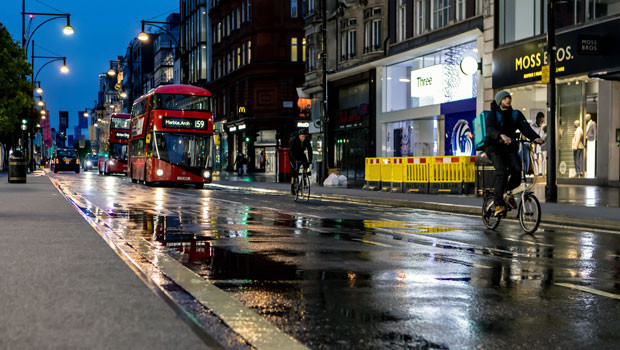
[445,111,475,156]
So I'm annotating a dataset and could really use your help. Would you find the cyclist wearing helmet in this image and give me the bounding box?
[289,128,313,195]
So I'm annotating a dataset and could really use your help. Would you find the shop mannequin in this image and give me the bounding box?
[585,114,596,178]
[572,120,585,177]
[530,112,546,176]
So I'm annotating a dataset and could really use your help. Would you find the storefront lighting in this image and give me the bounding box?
[238,124,246,130]
[460,56,480,75]
[399,78,411,82]
[297,122,310,128]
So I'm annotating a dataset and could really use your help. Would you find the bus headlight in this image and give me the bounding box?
[203,170,211,178]
[87,161,92,166]
[156,169,164,176]
[109,160,115,166]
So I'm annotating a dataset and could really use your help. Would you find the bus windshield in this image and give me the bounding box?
[109,143,128,161]
[153,132,210,168]
[111,117,130,129]
[152,93,212,112]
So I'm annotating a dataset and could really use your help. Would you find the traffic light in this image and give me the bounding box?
[21,119,27,125]
[245,136,250,142]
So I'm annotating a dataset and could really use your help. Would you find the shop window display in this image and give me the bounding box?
[385,118,440,157]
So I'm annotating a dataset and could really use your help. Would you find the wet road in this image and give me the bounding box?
[49,171,620,349]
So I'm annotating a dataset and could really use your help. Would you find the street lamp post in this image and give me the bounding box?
[321,0,329,184]
[138,20,185,83]
[21,5,74,54]
[545,0,558,202]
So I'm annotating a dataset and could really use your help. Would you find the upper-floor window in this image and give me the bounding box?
[397,0,407,42]
[248,40,252,63]
[291,0,298,18]
[498,0,543,45]
[308,45,316,71]
[432,0,450,30]
[217,22,222,42]
[364,20,382,53]
[456,0,466,21]
[306,0,316,14]
[341,29,356,60]
[302,38,307,61]
[415,0,425,36]
[247,0,252,21]
[242,2,246,22]
[291,37,299,61]
[237,8,241,29]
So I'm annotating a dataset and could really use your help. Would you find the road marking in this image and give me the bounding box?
[351,238,394,247]
[555,283,620,300]
[51,177,309,350]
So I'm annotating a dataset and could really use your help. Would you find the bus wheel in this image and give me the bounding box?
[195,183,204,189]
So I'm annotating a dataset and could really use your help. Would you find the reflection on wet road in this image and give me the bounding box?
[51,171,620,349]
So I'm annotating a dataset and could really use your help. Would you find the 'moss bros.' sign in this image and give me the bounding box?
[493,18,619,88]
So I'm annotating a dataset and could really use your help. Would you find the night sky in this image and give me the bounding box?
[0,0,178,138]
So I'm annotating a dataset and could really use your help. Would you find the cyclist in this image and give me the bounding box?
[289,128,312,195]
[486,91,544,217]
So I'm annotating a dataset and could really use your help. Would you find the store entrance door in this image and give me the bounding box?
[334,128,368,186]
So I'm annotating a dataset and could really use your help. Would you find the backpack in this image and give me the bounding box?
[473,110,519,150]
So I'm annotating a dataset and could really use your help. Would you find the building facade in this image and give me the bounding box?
[209,0,306,174]
[181,0,212,86]
[490,0,620,186]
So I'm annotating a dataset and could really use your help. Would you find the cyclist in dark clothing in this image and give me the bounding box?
[289,128,313,195]
[485,91,543,217]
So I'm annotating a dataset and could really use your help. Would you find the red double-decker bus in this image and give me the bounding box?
[98,113,130,175]
[129,85,214,188]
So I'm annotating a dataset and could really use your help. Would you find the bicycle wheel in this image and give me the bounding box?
[519,193,541,234]
[301,173,311,202]
[482,193,500,230]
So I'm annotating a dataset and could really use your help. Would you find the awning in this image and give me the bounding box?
[588,68,620,81]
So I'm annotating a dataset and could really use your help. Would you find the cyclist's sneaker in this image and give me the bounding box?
[494,205,507,217]
[504,193,517,209]
[291,184,295,195]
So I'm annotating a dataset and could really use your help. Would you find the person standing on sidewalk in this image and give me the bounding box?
[530,112,546,176]
[485,91,543,217]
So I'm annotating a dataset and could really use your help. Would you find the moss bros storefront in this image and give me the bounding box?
[493,18,620,185]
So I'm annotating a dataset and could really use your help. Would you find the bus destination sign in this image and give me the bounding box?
[162,117,208,130]
[115,132,130,139]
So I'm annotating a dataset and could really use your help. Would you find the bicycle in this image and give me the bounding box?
[292,161,311,202]
[481,139,542,234]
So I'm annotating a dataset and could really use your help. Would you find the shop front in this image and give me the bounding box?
[378,41,479,158]
[492,18,620,185]
[330,78,375,186]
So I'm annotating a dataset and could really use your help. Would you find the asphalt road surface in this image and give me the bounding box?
[49,171,620,349]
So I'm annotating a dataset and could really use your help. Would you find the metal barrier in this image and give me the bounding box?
[363,158,381,191]
[390,157,405,192]
[380,158,392,191]
[363,156,475,195]
[403,157,429,193]
[429,156,464,194]
[461,156,476,194]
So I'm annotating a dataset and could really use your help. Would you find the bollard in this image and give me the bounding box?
[8,151,27,183]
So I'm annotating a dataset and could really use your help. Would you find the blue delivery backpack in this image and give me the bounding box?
[473,110,519,150]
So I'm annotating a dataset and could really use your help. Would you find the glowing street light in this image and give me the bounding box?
[36,86,43,94]
[40,110,46,115]
[120,91,128,99]
[37,100,45,107]
[60,58,69,73]
[63,16,75,35]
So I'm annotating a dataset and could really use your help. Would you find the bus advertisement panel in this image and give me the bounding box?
[129,85,214,188]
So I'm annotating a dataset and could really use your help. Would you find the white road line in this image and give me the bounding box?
[51,177,309,350]
[555,283,620,300]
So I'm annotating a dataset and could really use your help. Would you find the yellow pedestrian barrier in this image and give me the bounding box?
[363,158,381,191]
[380,158,392,191]
[403,157,429,193]
[429,156,464,194]
[460,156,476,194]
[390,157,405,192]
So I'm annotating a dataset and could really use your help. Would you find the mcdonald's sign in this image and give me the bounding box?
[238,106,247,115]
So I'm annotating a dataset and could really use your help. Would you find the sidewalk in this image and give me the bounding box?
[0,173,209,349]
[213,173,620,231]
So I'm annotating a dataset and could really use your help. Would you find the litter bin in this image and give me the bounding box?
[277,147,291,183]
[8,151,27,183]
